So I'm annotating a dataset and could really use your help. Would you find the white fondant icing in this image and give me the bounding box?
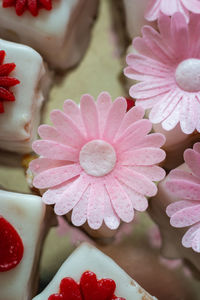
[33,243,157,300]
[79,140,117,177]
[0,39,49,153]
[0,189,46,300]
[175,58,200,92]
[0,0,99,70]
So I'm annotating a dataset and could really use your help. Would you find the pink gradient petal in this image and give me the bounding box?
[166,200,196,217]
[115,166,157,197]
[124,67,156,82]
[87,182,105,230]
[135,133,166,148]
[161,0,178,16]
[80,94,99,139]
[50,110,85,148]
[131,165,166,181]
[54,176,89,215]
[166,179,200,200]
[191,229,200,252]
[182,222,200,248]
[102,97,127,141]
[121,147,166,166]
[193,142,200,154]
[189,14,200,56]
[149,89,181,124]
[96,92,112,136]
[168,169,200,184]
[105,176,134,223]
[104,189,120,230]
[29,158,66,174]
[122,183,148,212]
[170,204,200,227]
[171,13,189,59]
[63,100,85,131]
[162,101,181,131]
[71,187,90,227]
[184,147,200,178]
[33,164,82,189]
[158,14,173,48]
[32,140,78,162]
[145,0,161,21]
[38,125,65,144]
[42,183,68,205]
[180,95,198,134]
[182,0,200,13]
[130,80,173,99]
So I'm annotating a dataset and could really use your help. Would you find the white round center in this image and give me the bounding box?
[79,140,117,177]
[175,58,200,92]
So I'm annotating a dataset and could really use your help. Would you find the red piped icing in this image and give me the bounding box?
[2,0,52,17]
[0,50,20,113]
[0,216,24,272]
[48,271,126,300]
[125,98,135,112]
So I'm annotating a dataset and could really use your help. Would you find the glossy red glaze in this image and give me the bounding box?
[2,0,52,16]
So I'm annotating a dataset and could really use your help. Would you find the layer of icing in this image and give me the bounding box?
[0,39,48,153]
[0,189,46,300]
[0,0,99,69]
[33,243,157,300]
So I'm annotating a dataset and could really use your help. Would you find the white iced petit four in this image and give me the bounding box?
[0,38,50,154]
[33,243,157,300]
[0,189,47,300]
[0,0,99,70]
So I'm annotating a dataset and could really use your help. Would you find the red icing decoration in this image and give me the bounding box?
[125,98,135,112]
[0,50,20,113]
[48,271,125,300]
[0,216,24,272]
[2,0,52,16]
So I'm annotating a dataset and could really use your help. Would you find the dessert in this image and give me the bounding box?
[33,243,157,300]
[148,143,200,274]
[29,92,166,238]
[0,38,50,154]
[0,189,49,300]
[124,13,200,168]
[0,0,99,70]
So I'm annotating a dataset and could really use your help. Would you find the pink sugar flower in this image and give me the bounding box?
[124,13,200,134]
[145,0,200,22]
[30,92,166,230]
[166,142,200,253]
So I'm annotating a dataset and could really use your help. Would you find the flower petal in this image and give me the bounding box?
[145,0,161,21]
[96,92,112,136]
[184,147,200,178]
[102,97,127,141]
[104,189,120,230]
[87,181,105,230]
[135,133,166,148]
[63,99,85,131]
[166,178,200,200]
[121,147,166,166]
[42,182,69,205]
[115,166,157,197]
[122,183,148,212]
[168,169,200,184]
[32,140,78,161]
[180,94,198,134]
[191,229,200,252]
[170,204,200,227]
[162,101,181,131]
[33,164,82,189]
[38,125,65,144]
[71,186,90,227]
[131,165,166,181]
[166,200,196,217]
[182,0,200,13]
[29,157,66,174]
[50,109,85,148]
[80,94,99,139]
[182,222,200,248]
[54,175,89,215]
[105,176,134,223]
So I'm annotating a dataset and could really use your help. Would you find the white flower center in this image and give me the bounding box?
[79,140,117,177]
[175,58,200,92]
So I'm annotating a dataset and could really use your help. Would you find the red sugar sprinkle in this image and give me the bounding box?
[3,0,53,16]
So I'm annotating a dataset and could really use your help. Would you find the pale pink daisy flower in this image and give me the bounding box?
[124,13,200,134]
[145,0,200,22]
[29,92,166,230]
[166,142,200,253]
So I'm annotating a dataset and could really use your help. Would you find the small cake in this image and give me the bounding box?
[148,143,200,274]
[0,38,50,154]
[29,92,166,239]
[124,12,200,169]
[0,189,49,300]
[0,0,99,70]
[33,243,157,300]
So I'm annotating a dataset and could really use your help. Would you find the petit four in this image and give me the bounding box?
[0,0,99,70]
[149,143,200,274]
[0,189,48,300]
[33,243,157,300]
[29,92,166,238]
[0,38,50,154]
[124,13,200,169]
